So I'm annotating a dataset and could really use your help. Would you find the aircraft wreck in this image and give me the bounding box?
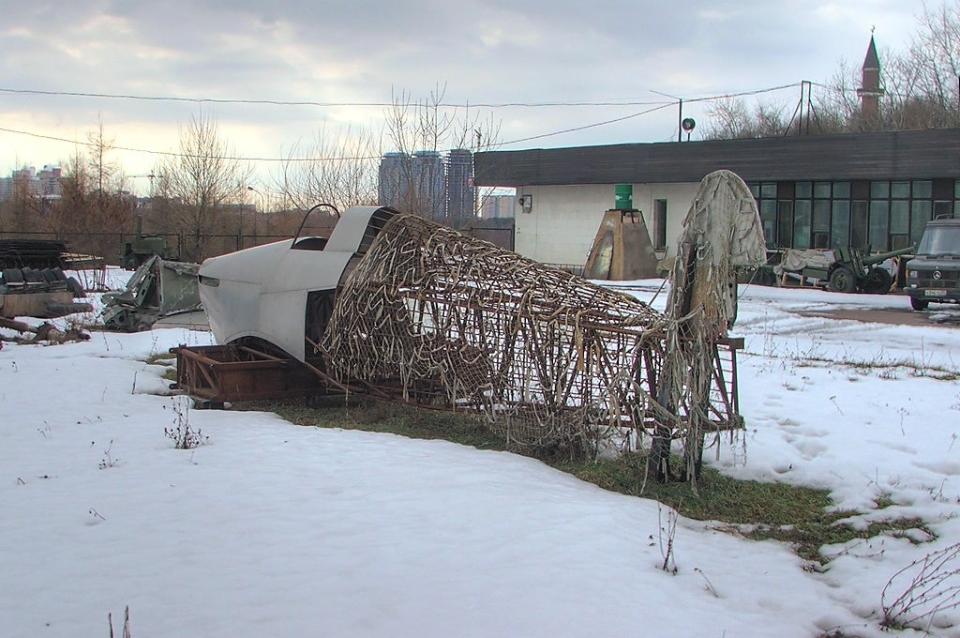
[185,170,765,481]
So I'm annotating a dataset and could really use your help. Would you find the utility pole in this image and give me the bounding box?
[246,186,260,245]
[650,90,683,142]
[677,98,683,142]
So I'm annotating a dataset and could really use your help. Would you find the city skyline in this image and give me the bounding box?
[378,149,477,227]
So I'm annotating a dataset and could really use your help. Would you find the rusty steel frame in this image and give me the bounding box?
[171,344,320,403]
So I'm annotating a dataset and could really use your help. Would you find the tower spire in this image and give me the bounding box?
[857,33,883,124]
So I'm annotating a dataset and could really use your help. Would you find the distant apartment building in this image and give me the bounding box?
[413,150,446,222]
[0,165,63,201]
[377,149,476,227]
[38,165,62,198]
[445,149,476,229]
[377,152,409,211]
[480,194,516,220]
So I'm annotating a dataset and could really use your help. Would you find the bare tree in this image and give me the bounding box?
[275,124,379,213]
[87,117,120,199]
[382,83,501,226]
[703,98,792,139]
[44,138,134,260]
[708,2,960,139]
[911,2,960,113]
[155,113,251,261]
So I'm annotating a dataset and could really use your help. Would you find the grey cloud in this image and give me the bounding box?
[0,0,918,175]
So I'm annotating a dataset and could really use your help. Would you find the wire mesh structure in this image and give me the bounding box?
[320,212,741,453]
[652,170,767,481]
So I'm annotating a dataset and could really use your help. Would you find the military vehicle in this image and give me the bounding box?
[906,218,960,310]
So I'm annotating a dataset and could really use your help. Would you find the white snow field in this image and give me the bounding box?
[2,281,959,637]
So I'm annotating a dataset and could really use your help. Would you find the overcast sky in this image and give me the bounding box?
[0,0,921,192]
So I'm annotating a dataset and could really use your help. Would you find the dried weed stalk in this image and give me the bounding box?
[164,399,207,450]
[881,542,960,630]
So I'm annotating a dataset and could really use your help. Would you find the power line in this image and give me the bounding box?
[497,86,799,146]
[0,82,803,160]
[0,87,673,109]
[1,101,671,160]
[0,102,678,161]
[0,82,800,110]
[0,125,377,162]
[684,82,801,104]
[500,103,675,146]
[808,80,917,100]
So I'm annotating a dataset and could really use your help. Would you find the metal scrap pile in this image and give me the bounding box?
[0,239,68,269]
[0,267,91,319]
[102,256,201,332]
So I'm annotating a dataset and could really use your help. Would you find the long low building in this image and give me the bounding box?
[474,128,960,269]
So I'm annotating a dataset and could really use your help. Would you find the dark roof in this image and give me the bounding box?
[863,35,880,70]
[474,129,960,186]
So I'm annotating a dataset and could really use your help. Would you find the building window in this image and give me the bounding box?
[891,180,910,199]
[761,200,777,247]
[912,180,932,199]
[871,181,890,199]
[912,200,932,244]
[812,200,831,248]
[869,200,889,250]
[749,182,779,248]
[794,199,812,249]
[777,201,794,248]
[831,200,850,248]
[851,201,869,249]
[653,199,667,250]
[750,178,951,252]
[866,179,933,250]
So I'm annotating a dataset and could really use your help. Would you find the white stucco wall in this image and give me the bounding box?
[514,182,699,267]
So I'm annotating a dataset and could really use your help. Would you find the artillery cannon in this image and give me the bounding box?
[807,245,914,294]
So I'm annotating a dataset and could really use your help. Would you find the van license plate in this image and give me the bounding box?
[925,289,947,297]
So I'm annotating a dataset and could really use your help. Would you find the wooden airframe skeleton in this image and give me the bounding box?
[198,170,765,482]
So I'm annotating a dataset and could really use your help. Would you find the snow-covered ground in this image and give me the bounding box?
[1,281,959,637]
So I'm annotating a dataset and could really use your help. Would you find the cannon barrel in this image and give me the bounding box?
[862,244,914,266]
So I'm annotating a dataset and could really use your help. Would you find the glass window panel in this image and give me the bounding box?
[833,181,851,199]
[890,200,909,234]
[852,201,869,249]
[795,181,812,198]
[832,201,850,248]
[956,201,960,218]
[954,180,960,199]
[814,182,831,198]
[912,180,932,199]
[761,183,777,199]
[777,201,793,248]
[794,200,812,249]
[761,200,777,248]
[891,181,910,199]
[813,200,830,232]
[911,201,932,244]
[890,234,911,250]
[749,182,760,198]
[934,201,952,220]
[870,201,889,251]
[871,181,890,199]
